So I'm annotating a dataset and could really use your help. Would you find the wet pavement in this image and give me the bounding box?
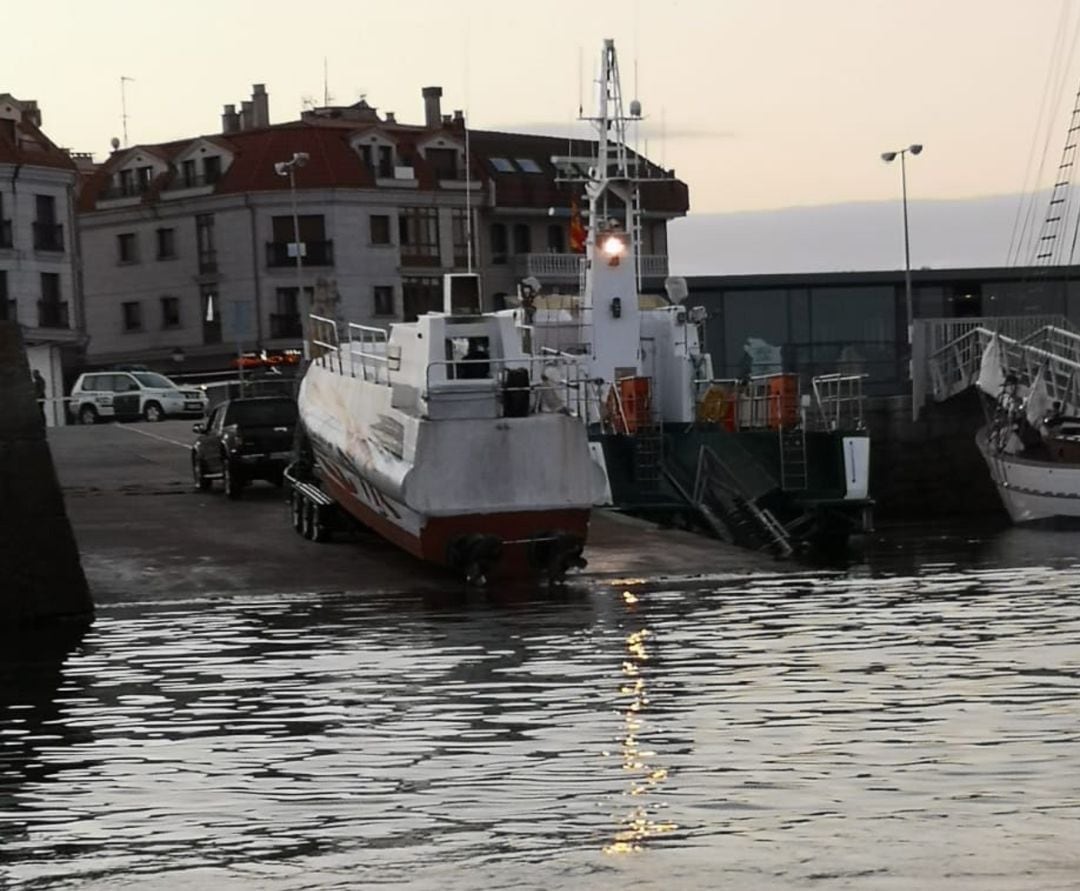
[47,420,776,602]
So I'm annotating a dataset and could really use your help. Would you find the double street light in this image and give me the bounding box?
[881,143,922,353]
[274,152,311,358]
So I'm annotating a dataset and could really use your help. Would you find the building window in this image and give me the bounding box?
[268,215,332,266]
[547,224,565,253]
[0,193,10,248]
[161,296,181,329]
[513,223,532,255]
[117,232,139,264]
[0,270,11,322]
[196,214,216,274]
[156,227,176,260]
[373,285,395,317]
[137,166,154,191]
[201,285,221,344]
[491,223,508,264]
[271,286,314,338]
[181,159,197,187]
[399,208,440,266]
[402,276,442,321]
[489,157,515,173]
[515,158,543,174]
[451,209,473,267]
[33,195,63,251]
[122,301,142,333]
[378,145,394,178]
[38,273,67,328]
[370,214,391,245]
[427,147,458,179]
[203,156,222,183]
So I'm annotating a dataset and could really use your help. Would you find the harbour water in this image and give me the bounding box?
[3,523,1080,890]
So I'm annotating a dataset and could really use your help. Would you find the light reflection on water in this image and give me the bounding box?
[3,528,1080,889]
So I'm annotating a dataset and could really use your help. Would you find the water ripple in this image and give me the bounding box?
[2,562,1080,889]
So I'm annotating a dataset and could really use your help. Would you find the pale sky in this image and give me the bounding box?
[5,0,1080,215]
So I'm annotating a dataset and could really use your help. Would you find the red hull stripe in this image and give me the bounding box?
[320,475,589,574]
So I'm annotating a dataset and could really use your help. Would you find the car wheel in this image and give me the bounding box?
[143,401,164,422]
[192,454,212,491]
[78,405,98,425]
[223,456,243,499]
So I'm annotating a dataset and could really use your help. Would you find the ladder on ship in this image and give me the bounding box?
[664,443,793,557]
[779,425,808,491]
[1033,84,1080,265]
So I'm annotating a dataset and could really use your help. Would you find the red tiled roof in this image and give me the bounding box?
[77,118,689,216]
[0,114,77,173]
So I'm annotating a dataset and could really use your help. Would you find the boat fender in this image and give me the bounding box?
[529,531,587,581]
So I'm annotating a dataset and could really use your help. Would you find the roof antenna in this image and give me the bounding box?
[120,76,135,147]
[323,57,330,107]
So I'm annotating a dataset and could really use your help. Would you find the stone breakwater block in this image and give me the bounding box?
[0,322,92,624]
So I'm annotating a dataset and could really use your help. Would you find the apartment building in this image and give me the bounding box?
[77,84,689,370]
[0,94,83,423]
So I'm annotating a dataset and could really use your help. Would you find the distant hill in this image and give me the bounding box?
[668,193,1056,277]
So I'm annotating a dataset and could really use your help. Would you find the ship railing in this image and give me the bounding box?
[423,354,591,420]
[345,322,391,384]
[309,314,343,370]
[809,373,867,432]
[694,373,802,431]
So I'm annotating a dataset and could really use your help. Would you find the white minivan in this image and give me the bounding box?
[69,370,208,424]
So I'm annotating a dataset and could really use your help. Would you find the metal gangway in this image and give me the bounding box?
[926,322,1080,415]
[912,315,1079,418]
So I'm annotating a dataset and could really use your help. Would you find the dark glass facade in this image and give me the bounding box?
[687,266,1080,396]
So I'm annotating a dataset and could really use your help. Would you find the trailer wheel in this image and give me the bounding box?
[291,491,306,534]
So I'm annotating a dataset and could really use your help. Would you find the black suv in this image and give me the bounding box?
[191,396,298,498]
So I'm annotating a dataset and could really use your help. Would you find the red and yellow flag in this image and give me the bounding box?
[569,197,586,253]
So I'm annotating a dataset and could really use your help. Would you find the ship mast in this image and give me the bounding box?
[554,38,645,390]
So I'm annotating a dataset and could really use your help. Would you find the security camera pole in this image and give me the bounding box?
[274,152,311,359]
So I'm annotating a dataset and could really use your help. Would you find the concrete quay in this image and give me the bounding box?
[49,420,774,603]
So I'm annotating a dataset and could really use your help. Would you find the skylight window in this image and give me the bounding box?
[489,157,515,173]
[515,158,543,173]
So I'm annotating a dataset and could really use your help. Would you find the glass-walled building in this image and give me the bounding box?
[686,266,1080,395]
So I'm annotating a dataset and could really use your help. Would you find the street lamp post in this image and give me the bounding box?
[881,144,922,352]
[274,152,310,358]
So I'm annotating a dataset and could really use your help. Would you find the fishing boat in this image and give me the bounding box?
[513,39,873,554]
[291,277,605,582]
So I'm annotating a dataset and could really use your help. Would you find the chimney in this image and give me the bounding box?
[385,111,396,124]
[240,100,253,130]
[452,109,465,127]
[422,86,442,128]
[21,100,42,128]
[251,83,269,128]
[221,104,240,133]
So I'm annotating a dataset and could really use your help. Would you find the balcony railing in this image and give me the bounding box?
[37,300,69,329]
[512,252,670,282]
[33,222,64,252]
[270,313,303,339]
[97,182,151,201]
[0,219,11,248]
[266,240,334,267]
[166,173,220,191]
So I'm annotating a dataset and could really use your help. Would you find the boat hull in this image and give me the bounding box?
[977,427,1080,523]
